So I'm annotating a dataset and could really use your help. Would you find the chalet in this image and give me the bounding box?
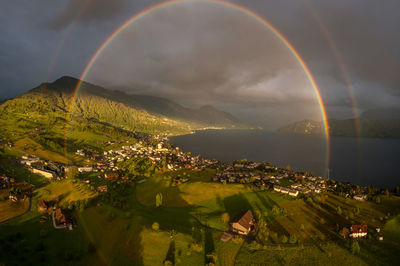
[231,210,254,235]
[349,225,368,238]
[97,185,108,192]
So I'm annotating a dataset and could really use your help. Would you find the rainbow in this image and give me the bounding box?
[65,0,331,175]
[302,0,360,137]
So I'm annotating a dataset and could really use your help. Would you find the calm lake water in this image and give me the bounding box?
[170,130,400,188]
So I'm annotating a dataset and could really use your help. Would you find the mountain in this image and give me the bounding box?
[0,76,250,162]
[41,76,244,128]
[278,118,400,138]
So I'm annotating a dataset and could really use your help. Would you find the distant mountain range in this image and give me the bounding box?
[0,76,250,134]
[279,117,400,138]
[0,76,254,161]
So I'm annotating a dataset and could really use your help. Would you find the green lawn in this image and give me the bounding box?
[0,199,30,223]
[0,210,102,265]
[34,179,97,205]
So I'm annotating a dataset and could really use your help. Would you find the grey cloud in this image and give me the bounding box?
[44,0,132,30]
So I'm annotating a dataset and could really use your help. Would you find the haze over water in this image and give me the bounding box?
[170,130,400,189]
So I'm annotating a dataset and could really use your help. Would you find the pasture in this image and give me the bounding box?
[34,179,97,205]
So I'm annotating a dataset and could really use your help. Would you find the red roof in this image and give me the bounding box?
[351,224,367,233]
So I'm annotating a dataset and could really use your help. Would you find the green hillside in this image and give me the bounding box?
[0,76,249,161]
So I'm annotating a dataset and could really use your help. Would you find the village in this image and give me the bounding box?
[1,133,389,242]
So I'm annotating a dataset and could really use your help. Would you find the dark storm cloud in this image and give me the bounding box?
[44,0,131,30]
[86,2,318,107]
[1,0,399,128]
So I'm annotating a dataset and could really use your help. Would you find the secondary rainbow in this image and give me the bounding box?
[65,0,331,175]
[302,0,360,137]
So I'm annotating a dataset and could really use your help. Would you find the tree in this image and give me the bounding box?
[289,235,297,244]
[351,241,360,254]
[152,222,160,231]
[339,227,349,239]
[337,206,342,215]
[281,235,288,243]
[272,206,280,216]
[375,196,381,204]
[156,193,163,207]
[221,213,230,224]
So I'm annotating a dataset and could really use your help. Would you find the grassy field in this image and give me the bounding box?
[1,168,399,265]
[34,179,97,205]
[77,185,205,265]
[0,199,30,223]
[0,210,102,265]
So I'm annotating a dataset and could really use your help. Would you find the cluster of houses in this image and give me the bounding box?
[38,199,74,230]
[20,155,64,180]
[211,161,329,197]
[73,139,220,179]
[0,174,15,188]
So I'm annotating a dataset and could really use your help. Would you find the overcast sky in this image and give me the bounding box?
[1,0,399,129]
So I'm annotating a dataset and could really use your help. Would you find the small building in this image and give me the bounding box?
[31,168,56,179]
[349,225,368,238]
[353,194,367,201]
[220,232,233,242]
[78,166,93,173]
[378,235,383,241]
[105,173,119,180]
[280,187,290,194]
[231,210,254,235]
[97,185,108,192]
[289,190,299,197]
[38,199,48,213]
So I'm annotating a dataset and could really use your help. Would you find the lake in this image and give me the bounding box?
[170,130,400,188]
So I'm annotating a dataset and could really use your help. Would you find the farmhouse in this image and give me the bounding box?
[349,224,368,238]
[231,210,254,235]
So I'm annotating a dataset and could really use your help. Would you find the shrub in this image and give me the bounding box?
[351,241,360,254]
[152,222,160,231]
[289,235,297,244]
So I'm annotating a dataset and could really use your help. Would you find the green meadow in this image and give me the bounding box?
[1,168,400,265]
